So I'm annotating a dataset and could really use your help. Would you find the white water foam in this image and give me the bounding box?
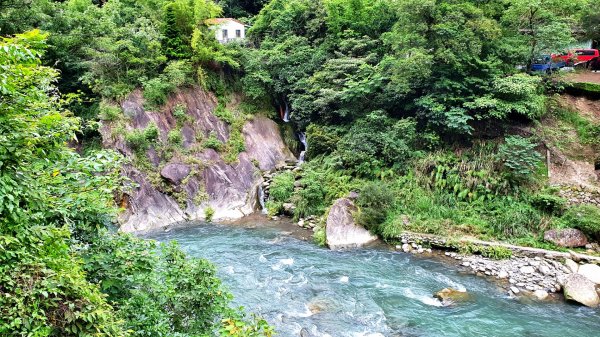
[271,258,294,270]
[339,276,349,283]
[402,288,444,307]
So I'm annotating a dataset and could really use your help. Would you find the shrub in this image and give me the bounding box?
[204,206,215,222]
[265,200,283,216]
[173,103,188,122]
[125,123,159,151]
[203,132,223,151]
[337,111,419,177]
[144,77,175,108]
[355,181,395,233]
[269,172,295,202]
[168,129,183,146]
[561,205,600,240]
[486,199,543,238]
[305,124,342,159]
[457,243,512,260]
[214,103,235,124]
[99,101,121,121]
[313,226,326,247]
[530,193,566,215]
[496,136,542,183]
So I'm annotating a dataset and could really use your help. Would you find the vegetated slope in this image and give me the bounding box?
[100,87,294,232]
[539,94,600,189]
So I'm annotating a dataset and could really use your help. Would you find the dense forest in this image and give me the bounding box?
[2,0,600,335]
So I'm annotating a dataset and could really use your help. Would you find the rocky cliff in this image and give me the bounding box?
[100,87,294,232]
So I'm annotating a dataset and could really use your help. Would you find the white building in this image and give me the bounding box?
[206,18,247,44]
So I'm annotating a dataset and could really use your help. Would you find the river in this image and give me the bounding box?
[143,221,600,337]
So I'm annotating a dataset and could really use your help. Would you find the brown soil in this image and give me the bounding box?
[565,71,600,84]
[560,94,600,120]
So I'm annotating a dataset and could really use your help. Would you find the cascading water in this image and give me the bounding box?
[257,185,267,214]
[282,102,290,122]
[298,132,307,163]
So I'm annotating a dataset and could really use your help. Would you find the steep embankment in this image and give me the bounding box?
[100,88,294,232]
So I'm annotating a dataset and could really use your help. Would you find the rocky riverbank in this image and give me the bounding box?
[397,232,600,307]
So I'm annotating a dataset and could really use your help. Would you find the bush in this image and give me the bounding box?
[99,101,121,121]
[337,112,419,177]
[204,206,215,222]
[265,200,283,216]
[269,172,295,202]
[305,124,342,159]
[496,136,542,183]
[144,77,175,109]
[561,205,600,240]
[168,129,183,146]
[486,199,543,238]
[313,226,326,247]
[355,181,395,233]
[530,193,566,215]
[173,103,188,122]
[203,132,223,151]
[214,103,235,124]
[457,243,512,260]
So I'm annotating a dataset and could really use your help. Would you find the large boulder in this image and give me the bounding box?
[434,288,470,306]
[544,228,588,248]
[563,273,600,307]
[160,163,191,185]
[326,198,378,249]
[578,264,600,284]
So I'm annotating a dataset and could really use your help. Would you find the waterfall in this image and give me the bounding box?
[298,132,307,163]
[257,185,267,214]
[283,101,290,122]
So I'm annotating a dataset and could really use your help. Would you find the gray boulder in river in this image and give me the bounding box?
[563,273,600,307]
[326,198,378,249]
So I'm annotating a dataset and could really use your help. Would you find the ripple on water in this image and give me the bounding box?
[143,224,600,337]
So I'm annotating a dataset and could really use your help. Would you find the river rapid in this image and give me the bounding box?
[143,221,600,337]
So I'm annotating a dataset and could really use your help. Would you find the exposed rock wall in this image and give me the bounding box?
[100,87,294,232]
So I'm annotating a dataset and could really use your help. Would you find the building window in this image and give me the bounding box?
[236,29,241,38]
[222,29,228,39]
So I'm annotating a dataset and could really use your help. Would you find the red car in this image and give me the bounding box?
[555,49,600,66]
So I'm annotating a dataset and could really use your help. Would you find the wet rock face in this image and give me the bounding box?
[326,198,378,249]
[563,273,600,307]
[543,228,588,248]
[160,163,191,185]
[100,88,294,232]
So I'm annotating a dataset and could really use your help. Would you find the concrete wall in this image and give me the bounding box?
[214,20,246,43]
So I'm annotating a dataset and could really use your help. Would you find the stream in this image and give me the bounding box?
[143,222,600,337]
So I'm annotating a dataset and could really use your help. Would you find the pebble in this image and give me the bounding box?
[511,286,520,294]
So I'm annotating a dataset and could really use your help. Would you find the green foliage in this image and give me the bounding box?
[168,128,184,146]
[269,172,295,202]
[215,103,236,124]
[204,132,224,151]
[99,100,122,121]
[486,198,544,239]
[125,122,160,151]
[497,136,543,182]
[337,112,420,177]
[530,193,566,215]
[205,206,216,222]
[313,226,327,247]
[265,200,283,217]
[561,205,600,240]
[457,243,513,260]
[305,124,342,159]
[173,103,188,121]
[355,181,395,233]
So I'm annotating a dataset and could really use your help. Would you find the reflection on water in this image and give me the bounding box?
[143,223,600,337]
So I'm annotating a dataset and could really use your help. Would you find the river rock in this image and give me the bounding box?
[543,228,588,248]
[533,290,549,300]
[160,163,191,185]
[325,198,378,250]
[564,258,579,273]
[563,273,600,307]
[578,264,600,284]
[434,288,470,306]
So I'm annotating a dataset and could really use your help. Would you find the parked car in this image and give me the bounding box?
[531,55,566,73]
[555,49,600,66]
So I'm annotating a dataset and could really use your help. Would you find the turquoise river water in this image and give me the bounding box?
[143,222,600,337]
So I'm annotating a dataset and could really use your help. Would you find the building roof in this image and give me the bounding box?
[205,18,248,26]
